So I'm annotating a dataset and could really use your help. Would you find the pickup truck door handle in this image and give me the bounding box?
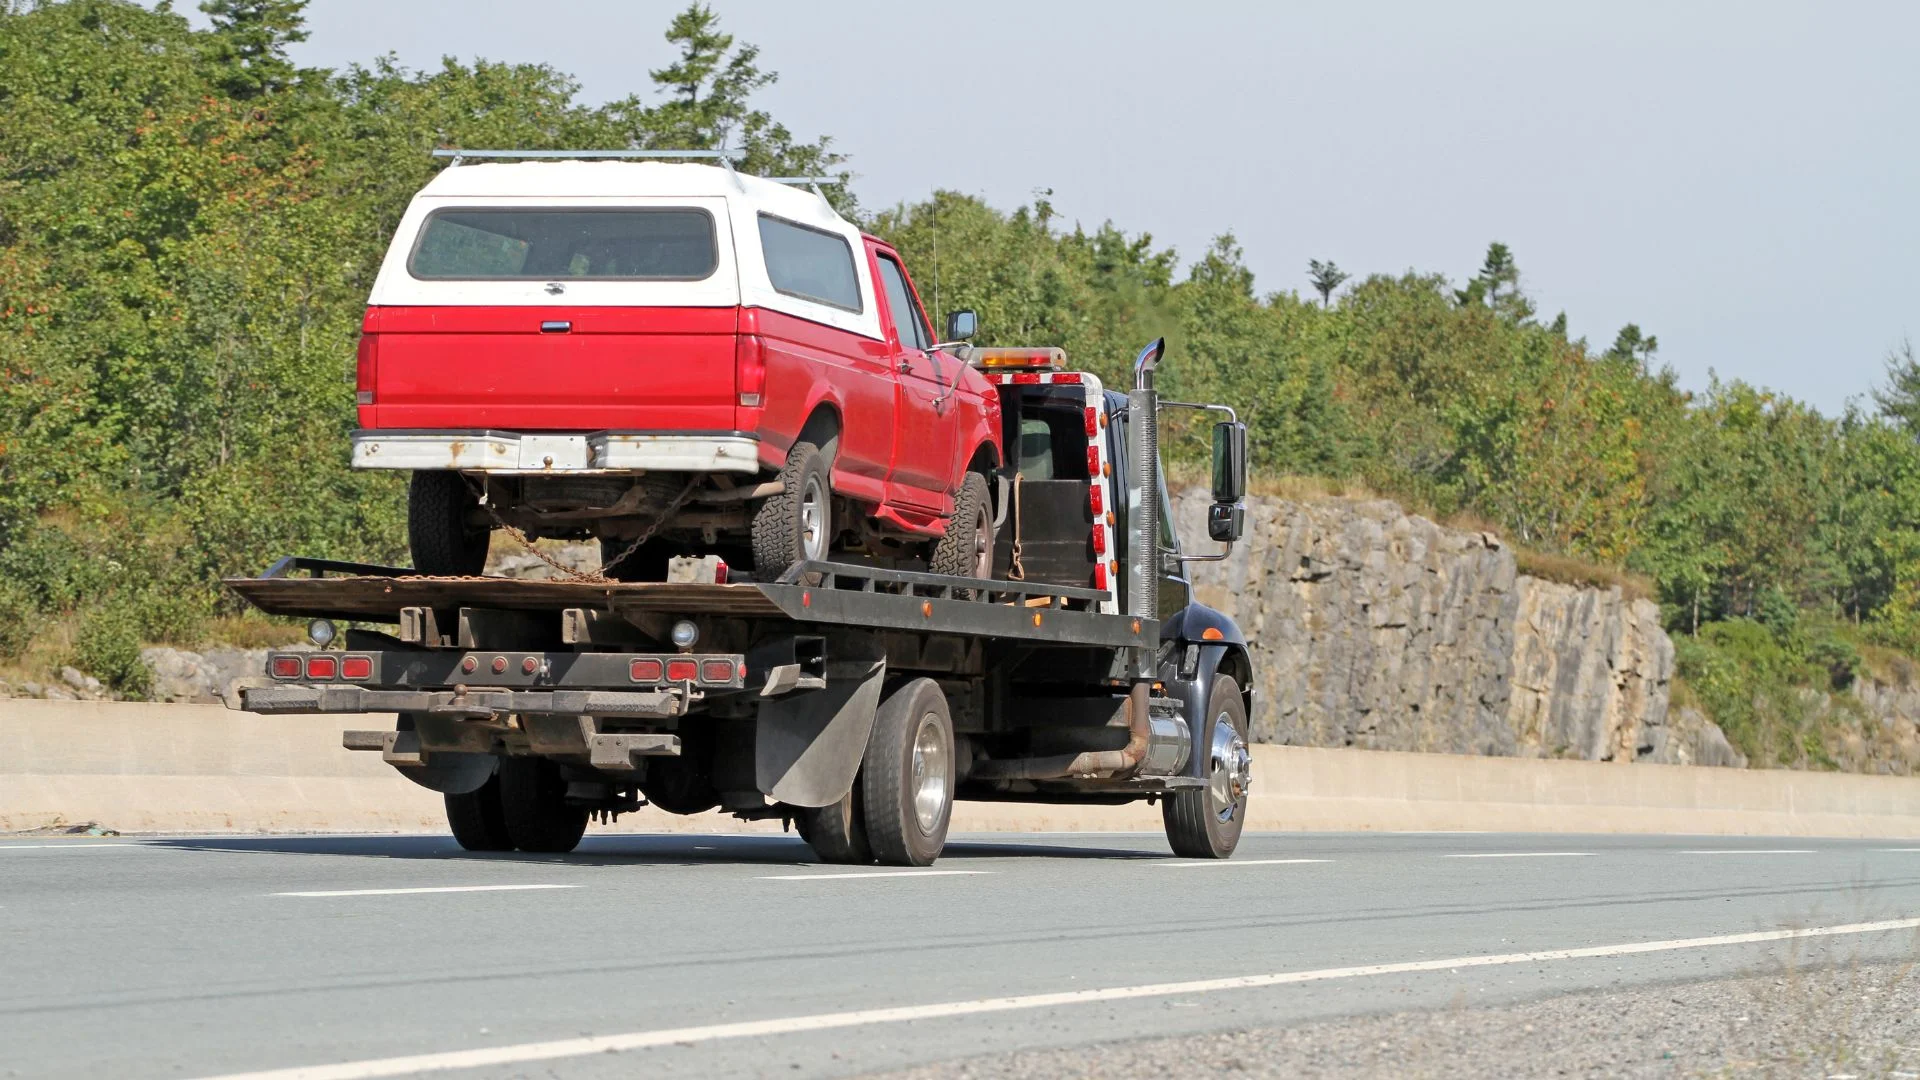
[540,321,572,334]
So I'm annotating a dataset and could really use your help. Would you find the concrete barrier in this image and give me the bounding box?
[3,700,1917,838]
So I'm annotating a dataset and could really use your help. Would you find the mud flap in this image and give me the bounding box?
[389,713,497,795]
[755,659,886,808]
[391,750,497,795]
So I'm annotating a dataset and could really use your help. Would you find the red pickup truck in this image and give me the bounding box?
[350,157,1001,582]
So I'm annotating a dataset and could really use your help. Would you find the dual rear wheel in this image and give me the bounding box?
[444,758,588,854]
[796,677,955,867]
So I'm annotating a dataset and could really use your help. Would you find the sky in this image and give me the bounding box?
[189,0,1916,414]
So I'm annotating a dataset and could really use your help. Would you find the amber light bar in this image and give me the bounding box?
[971,347,1066,370]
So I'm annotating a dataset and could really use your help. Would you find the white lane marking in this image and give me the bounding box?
[1678,849,1816,855]
[1158,859,1330,868]
[0,843,144,851]
[757,870,989,881]
[1879,848,1920,852]
[273,885,579,898]
[189,916,1920,1080]
[1443,852,1593,859]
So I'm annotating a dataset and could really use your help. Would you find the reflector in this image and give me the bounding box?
[270,656,301,679]
[630,658,664,682]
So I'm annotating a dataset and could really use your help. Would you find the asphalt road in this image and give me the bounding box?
[3,830,1919,1079]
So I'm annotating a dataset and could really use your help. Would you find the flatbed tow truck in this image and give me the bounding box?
[226,340,1258,864]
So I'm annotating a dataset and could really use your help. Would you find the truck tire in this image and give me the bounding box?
[497,757,588,854]
[409,471,489,577]
[929,472,994,589]
[794,788,872,864]
[752,442,830,583]
[1163,675,1251,859]
[861,678,955,866]
[444,770,512,852]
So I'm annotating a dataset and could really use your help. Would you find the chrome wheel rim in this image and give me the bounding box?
[1208,711,1251,824]
[910,711,949,834]
[799,474,828,561]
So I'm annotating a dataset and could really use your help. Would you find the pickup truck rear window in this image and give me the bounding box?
[407,208,717,280]
[757,214,862,312]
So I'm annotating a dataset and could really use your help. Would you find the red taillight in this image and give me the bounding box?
[667,659,698,683]
[1053,372,1082,384]
[1011,372,1042,384]
[701,660,735,683]
[735,331,766,408]
[1094,563,1108,590]
[1084,407,1098,436]
[630,658,663,682]
[270,655,301,679]
[305,655,337,680]
[1092,528,1106,555]
[713,558,729,585]
[354,332,377,407]
[1086,446,1101,476]
[1089,484,1103,514]
[341,656,373,680]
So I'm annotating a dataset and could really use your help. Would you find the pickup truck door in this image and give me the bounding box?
[871,247,958,513]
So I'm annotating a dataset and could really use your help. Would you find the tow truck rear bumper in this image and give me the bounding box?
[241,685,683,719]
[350,429,761,473]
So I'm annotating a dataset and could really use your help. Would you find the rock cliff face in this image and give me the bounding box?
[1173,491,1743,766]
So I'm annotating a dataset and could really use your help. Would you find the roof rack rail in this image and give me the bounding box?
[431,148,741,180]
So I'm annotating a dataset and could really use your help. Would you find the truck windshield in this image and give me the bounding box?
[407,208,717,280]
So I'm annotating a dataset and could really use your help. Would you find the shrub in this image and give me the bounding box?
[0,582,37,660]
[71,603,151,699]
[0,522,115,614]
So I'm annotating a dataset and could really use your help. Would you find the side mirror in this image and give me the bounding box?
[1211,421,1248,503]
[1207,502,1245,544]
[945,310,977,341]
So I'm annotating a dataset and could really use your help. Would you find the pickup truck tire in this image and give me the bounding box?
[497,757,588,854]
[1163,675,1251,859]
[794,788,872,864]
[861,678,954,866]
[752,442,830,584]
[929,472,994,588]
[444,771,513,852]
[408,471,490,577]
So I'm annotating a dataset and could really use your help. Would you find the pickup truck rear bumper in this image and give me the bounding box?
[350,429,760,474]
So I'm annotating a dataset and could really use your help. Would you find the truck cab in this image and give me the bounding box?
[352,153,1000,583]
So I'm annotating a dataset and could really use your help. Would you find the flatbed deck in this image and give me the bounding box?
[225,557,1154,649]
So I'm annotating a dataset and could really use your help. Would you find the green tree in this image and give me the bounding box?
[198,0,310,99]
[1872,340,1920,434]
[1606,323,1659,367]
[1307,259,1348,307]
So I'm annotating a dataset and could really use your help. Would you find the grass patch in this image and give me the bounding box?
[1857,643,1920,689]
[1514,548,1654,602]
